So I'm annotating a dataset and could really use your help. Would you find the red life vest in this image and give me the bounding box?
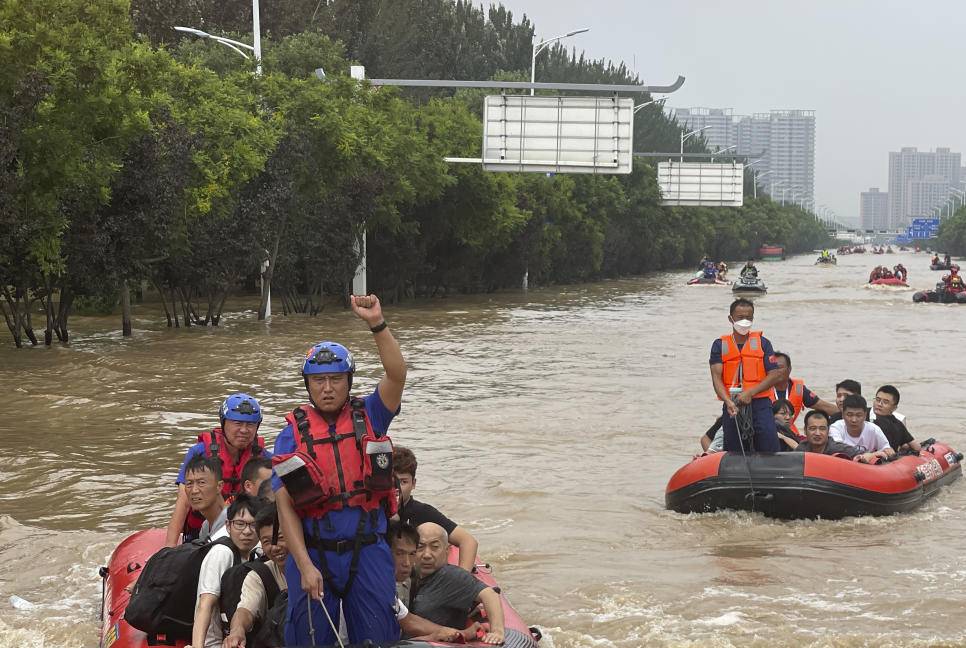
[273,398,397,519]
[718,332,770,399]
[181,430,264,540]
[198,428,265,498]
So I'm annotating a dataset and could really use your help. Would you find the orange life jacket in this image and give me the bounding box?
[774,378,806,434]
[198,428,265,498]
[719,332,770,399]
[273,399,397,519]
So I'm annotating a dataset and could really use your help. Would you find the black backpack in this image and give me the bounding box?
[125,536,240,640]
[219,558,282,646]
[252,589,288,648]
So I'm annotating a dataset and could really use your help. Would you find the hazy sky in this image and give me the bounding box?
[505,0,966,223]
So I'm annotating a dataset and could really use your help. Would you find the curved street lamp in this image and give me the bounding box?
[531,28,590,96]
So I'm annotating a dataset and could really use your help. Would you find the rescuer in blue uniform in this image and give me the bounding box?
[709,298,783,452]
[273,294,406,645]
[164,393,269,546]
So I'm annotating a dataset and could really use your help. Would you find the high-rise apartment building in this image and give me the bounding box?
[669,107,737,151]
[888,147,961,227]
[860,188,889,230]
[671,108,816,207]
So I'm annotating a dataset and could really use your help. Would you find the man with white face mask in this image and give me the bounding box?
[709,298,784,452]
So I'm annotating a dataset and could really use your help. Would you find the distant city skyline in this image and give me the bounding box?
[888,147,961,228]
[671,107,815,211]
[860,187,889,231]
[505,0,966,225]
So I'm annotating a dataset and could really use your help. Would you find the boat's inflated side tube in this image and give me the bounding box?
[666,444,962,520]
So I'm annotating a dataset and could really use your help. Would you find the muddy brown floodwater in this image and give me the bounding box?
[1,250,965,647]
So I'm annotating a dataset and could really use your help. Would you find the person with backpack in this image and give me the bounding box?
[272,294,407,645]
[190,494,264,648]
[222,504,289,648]
[165,393,271,547]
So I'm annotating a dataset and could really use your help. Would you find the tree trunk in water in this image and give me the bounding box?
[43,275,54,346]
[0,288,23,348]
[121,280,132,336]
[55,286,73,343]
[23,303,38,346]
[259,214,286,320]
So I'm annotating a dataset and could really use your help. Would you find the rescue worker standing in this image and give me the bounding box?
[273,294,406,645]
[709,298,784,452]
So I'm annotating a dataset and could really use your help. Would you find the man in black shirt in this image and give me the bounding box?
[871,385,920,453]
[394,446,479,571]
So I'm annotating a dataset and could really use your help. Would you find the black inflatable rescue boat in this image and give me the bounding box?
[666,440,962,519]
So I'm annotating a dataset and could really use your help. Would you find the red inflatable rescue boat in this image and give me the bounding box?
[665,440,962,519]
[869,277,908,287]
[99,530,540,648]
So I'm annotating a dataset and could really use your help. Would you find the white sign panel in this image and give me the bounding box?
[482,95,634,174]
[657,162,744,207]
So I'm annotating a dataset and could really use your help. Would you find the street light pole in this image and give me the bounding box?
[754,170,773,200]
[531,28,590,96]
[680,125,711,162]
[633,97,666,113]
[174,26,257,60]
[252,0,262,75]
[710,144,736,163]
[948,188,965,218]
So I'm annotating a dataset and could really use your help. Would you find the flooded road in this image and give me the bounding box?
[2,250,965,647]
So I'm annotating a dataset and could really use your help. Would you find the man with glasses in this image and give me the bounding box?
[273,294,407,646]
[191,494,264,648]
[165,393,271,547]
[870,385,920,453]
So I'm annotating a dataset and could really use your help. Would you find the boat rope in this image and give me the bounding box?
[735,403,759,512]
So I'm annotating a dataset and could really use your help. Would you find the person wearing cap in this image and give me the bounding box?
[164,393,270,547]
[272,294,407,645]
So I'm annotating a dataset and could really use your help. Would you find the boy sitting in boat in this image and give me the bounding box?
[223,503,289,648]
[410,523,505,645]
[395,446,479,571]
[830,395,896,463]
[191,494,264,648]
[829,379,864,424]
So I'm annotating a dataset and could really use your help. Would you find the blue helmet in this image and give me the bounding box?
[220,393,262,424]
[302,341,355,376]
